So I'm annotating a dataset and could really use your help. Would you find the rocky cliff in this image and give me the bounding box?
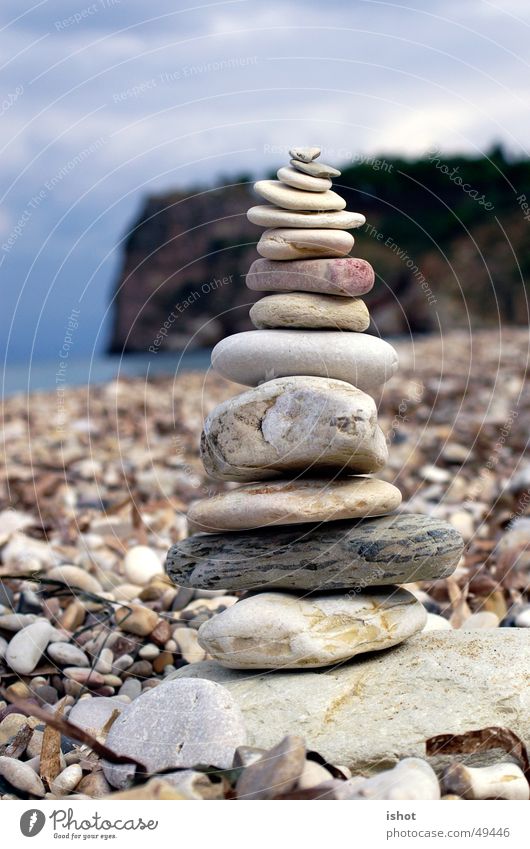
[109,150,530,353]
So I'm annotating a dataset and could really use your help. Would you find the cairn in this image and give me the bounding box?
[166,146,463,670]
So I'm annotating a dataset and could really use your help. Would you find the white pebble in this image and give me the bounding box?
[6,620,54,674]
[0,756,45,796]
[124,546,163,585]
[50,764,83,796]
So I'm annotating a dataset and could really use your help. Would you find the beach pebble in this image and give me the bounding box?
[139,643,160,660]
[6,620,54,675]
[103,679,247,788]
[250,293,370,331]
[0,713,29,745]
[211,330,397,393]
[253,181,345,211]
[50,764,83,796]
[247,206,365,229]
[289,146,321,162]
[461,612,499,629]
[0,636,7,660]
[174,628,206,664]
[442,762,529,800]
[341,758,440,800]
[115,604,159,636]
[0,756,45,797]
[423,613,453,631]
[0,613,39,631]
[515,607,530,627]
[47,565,102,595]
[257,228,354,260]
[277,166,331,192]
[94,647,113,674]
[166,514,463,592]
[188,477,401,533]
[200,376,387,482]
[198,588,425,669]
[68,696,124,735]
[47,642,90,668]
[246,256,374,296]
[63,667,105,687]
[291,158,341,178]
[237,735,306,799]
[123,546,163,585]
[119,679,142,700]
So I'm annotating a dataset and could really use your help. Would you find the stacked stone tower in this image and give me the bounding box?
[166,147,464,670]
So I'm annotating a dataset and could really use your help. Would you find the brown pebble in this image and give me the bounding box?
[122,660,152,679]
[5,681,31,700]
[77,771,113,798]
[115,605,159,636]
[153,651,173,674]
[60,601,86,631]
[149,618,171,646]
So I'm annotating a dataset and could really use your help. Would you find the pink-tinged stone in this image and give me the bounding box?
[246,257,374,296]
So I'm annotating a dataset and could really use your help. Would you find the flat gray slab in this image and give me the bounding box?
[171,631,530,772]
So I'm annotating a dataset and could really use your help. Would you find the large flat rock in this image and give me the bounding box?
[172,631,530,772]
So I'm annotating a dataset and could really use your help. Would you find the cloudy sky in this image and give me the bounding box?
[1,0,529,367]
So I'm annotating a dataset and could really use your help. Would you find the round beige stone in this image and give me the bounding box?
[197,588,425,669]
[289,146,321,162]
[211,330,398,392]
[257,228,354,260]
[277,166,331,192]
[250,293,370,331]
[200,376,388,481]
[247,206,365,230]
[187,477,401,533]
[291,159,341,178]
[253,180,346,211]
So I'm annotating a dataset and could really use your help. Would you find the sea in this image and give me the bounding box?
[1,350,212,398]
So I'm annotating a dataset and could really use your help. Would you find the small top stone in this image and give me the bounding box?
[289,146,321,163]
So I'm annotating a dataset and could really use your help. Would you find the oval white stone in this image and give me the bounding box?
[249,293,370,331]
[211,330,398,392]
[254,181,346,211]
[197,588,426,668]
[6,620,54,675]
[277,166,331,192]
[257,228,354,260]
[187,477,402,533]
[124,545,163,585]
[247,206,365,230]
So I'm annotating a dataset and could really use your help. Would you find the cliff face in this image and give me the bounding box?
[109,183,262,353]
[109,151,530,353]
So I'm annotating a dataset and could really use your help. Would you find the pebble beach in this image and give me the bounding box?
[1,327,529,800]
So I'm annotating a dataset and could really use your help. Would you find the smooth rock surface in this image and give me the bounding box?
[337,758,441,800]
[253,181,346,211]
[0,756,45,797]
[187,477,402,533]
[257,228,354,260]
[5,620,54,674]
[103,679,247,788]
[172,631,530,771]
[291,159,341,178]
[47,642,90,668]
[166,513,464,592]
[123,545,163,585]
[68,696,125,735]
[247,206,365,229]
[250,293,370,331]
[246,257,374,296]
[200,376,388,481]
[277,166,331,192]
[289,146,321,162]
[197,588,426,668]
[211,330,397,392]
